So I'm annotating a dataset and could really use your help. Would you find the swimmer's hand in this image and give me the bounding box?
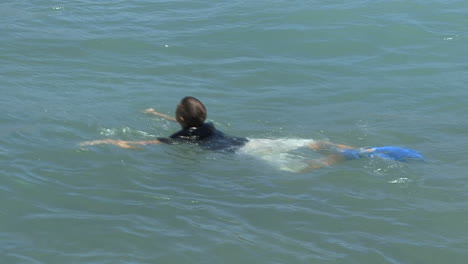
[80,139,162,149]
[144,108,177,122]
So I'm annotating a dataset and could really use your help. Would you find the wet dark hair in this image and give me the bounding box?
[176,96,207,127]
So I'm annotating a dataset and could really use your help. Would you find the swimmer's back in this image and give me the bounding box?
[157,122,248,152]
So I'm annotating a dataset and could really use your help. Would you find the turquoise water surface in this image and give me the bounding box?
[2,1,468,263]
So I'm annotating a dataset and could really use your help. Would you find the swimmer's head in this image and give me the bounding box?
[175,96,207,128]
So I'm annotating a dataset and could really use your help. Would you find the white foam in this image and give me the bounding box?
[99,127,156,137]
[238,138,316,172]
[239,138,315,155]
[388,177,410,184]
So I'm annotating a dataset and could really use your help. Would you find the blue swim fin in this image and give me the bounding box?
[339,146,424,162]
[369,146,424,162]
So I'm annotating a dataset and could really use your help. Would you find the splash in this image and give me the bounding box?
[238,138,317,172]
[388,177,410,184]
[98,127,156,137]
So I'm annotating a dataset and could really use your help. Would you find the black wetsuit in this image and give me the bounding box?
[157,122,248,152]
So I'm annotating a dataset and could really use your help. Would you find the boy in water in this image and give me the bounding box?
[81,96,418,172]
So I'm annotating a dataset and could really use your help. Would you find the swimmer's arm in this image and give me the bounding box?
[144,108,177,122]
[80,139,163,149]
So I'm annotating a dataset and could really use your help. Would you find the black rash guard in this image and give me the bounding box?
[157,122,248,152]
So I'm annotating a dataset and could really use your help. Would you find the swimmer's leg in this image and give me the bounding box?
[309,140,355,152]
[299,154,346,173]
[301,141,367,173]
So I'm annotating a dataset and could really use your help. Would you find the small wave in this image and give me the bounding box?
[388,177,410,184]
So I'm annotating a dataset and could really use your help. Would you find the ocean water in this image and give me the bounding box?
[2,0,468,263]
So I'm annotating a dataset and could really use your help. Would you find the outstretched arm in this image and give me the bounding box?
[80,139,162,149]
[144,108,177,122]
